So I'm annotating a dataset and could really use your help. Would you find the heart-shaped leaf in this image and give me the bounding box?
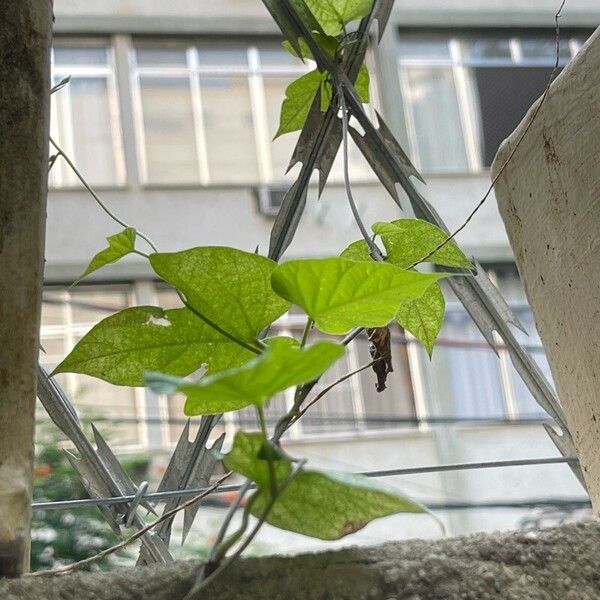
[304,0,373,36]
[224,431,425,540]
[271,257,444,334]
[149,247,290,344]
[396,283,445,356]
[52,306,253,386]
[372,219,473,269]
[145,337,345,415]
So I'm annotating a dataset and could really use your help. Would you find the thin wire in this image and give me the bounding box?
[32,456,577,511]
[49,136,158,254]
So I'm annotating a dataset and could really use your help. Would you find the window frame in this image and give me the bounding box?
[50,38,127,188]
[130,40,312,187]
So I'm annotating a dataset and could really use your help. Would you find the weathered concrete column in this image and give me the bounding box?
[0,1,53,576]
[493,28,600,508]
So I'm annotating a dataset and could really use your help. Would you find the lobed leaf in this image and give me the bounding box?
[76,227,136,282]
[224,431,425,540]
[149,246,290,344]
[145,337,345,415]
[304,0,374,36]
[271,257,444,334]
[372,219,473,269]
[396,283,445,356]
[52,306,253,386]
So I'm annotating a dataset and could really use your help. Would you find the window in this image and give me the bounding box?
[39,285,143,448]
[50,42,126,187]
[421,265,552,420]
[132,40,375,186]
[397,32,586,172]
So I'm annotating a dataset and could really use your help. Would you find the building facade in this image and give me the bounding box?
[41,0,598,548]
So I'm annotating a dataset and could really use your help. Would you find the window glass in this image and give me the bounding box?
[398,38,451,60]
[136,46,187,67]
[263,77,299,181]
[402,67,469,171]
[464,39,511,61]
[197,46,248,67]
[139,76,199,184]
[54,46,108,65]
[520,38,571,63]
[257,44,305,68]
[200,76,260,183]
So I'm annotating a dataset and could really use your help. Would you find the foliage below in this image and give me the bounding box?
[224,431,424,540]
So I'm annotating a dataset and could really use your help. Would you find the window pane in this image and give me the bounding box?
[66,78,119,185]
[139,76,199,183]
[402,67,469,171]
[520,38,571,63]
[54,46,108,65]
[258,44,304,68]
[136,46,187,67]
[464,39,511,61]
[398,38,451,60]
[263,77,299,181]
[197,46,248,67]
[200,76,259,183]
[474,66,557,166]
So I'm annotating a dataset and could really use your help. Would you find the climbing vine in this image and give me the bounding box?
[51,0,474,589]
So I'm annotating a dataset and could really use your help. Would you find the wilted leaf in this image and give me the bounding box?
[271,257,444,334]
[304,0,373,36]
[76,228,136,282]
[52,306,253,386]
[145,337,345,415]
[366,326,393,391]
[224,431,425,540]
[372,219,473,269]
[149,246,290,344]
[396,283,445,356]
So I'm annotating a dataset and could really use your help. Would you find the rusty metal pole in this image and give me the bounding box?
[0,0,52,577]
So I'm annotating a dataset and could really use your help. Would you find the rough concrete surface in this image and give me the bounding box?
[1,522,600,599]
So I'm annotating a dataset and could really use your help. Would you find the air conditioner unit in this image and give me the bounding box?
[254,185,288,217]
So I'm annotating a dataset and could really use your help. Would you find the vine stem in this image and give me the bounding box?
[184,461,305,600]
[338,84,384,262]
[257,404,278,499]
[49,136,158,254]
[300,318,314,347]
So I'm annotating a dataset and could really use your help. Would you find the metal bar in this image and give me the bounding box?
[32,456,578,511]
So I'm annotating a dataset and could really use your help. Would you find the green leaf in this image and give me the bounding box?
[52,306,253,386]
[77,228,136,282]
[340,239,372,262]
[224,432,425,540]
[149,247,290,344]
[396,283,445,356]
[304,0,373,36]
[356,63,370,103]
[281,34,339,60]
[276,69,325,137]
[372,219,473,269]
[146,337,345,415]
[271,257,445,334]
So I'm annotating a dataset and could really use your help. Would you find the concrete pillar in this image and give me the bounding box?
[492,28,600,508]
